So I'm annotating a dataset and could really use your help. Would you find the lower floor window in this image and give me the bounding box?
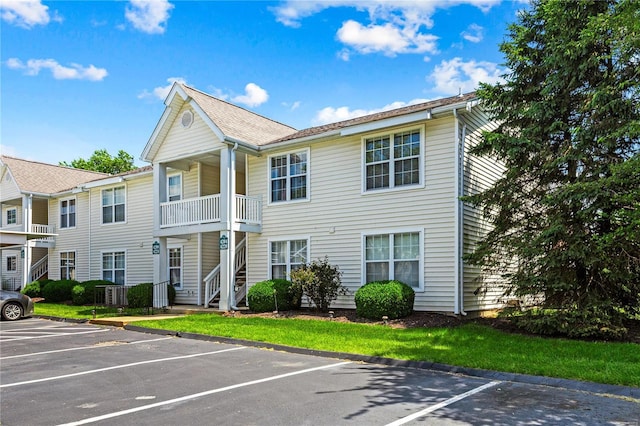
[270,239,308,280]
[60,251,76,280]
[364,231,422,289]
[102,251,125,285]
[6,255,17,272]
[169,247,182,289]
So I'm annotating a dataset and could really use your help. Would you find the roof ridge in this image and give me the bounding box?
[180,83,297,132]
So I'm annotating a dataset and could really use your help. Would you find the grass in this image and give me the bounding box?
[33,303,640,387]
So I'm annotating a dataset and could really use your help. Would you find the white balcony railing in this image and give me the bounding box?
[30,224,55,243]
[160,194,261,228]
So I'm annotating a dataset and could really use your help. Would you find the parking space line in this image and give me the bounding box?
[0,337,173,360]
[57,361,352,426]
[0,346,246,388]
[0,329,109,342]
[384,380,502,426]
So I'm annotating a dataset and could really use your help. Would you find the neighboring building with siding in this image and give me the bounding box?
[1,83,505,315]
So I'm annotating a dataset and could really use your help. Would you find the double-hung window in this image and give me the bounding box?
[60,251,76,280]
[6,208,17,226]
[270,239,308,279]
[60,198,76,228]
[102,186,125,224]
[168,174,182,202]
[102,251,125,285]
[364,230,423,290]
[364,129,422,191]
[6,256,17,272]
[168,247,182,289]
[270,150,308,203]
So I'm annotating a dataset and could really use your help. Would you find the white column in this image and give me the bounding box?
[218,145,237,310]
[153,163,168,306]
[21,195,33,286]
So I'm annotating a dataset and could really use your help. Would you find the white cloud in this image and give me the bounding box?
[271,1,500,58]
[125,0,174,34]
[313,97,429,125]
[461,23,483,43]
[232,83,269,108]
[428,57,504,95]
[0,0,61,28]
[282,100,301,111]
[138,76,187,101]
[6,58,108,81]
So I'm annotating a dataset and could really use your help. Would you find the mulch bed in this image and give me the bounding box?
[227,308,640,344]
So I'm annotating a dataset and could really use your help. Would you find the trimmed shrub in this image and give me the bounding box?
[22,281,42,298]
[71,280,115,305]
[247,279,301,313]
[126,283,176,309]
[355,280,415,320]
[41,280,78,303]
[290,257,346,312]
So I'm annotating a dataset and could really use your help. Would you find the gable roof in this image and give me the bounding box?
[0,156,109,195]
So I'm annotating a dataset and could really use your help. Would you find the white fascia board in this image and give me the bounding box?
[141,106,173,162]
[258,130,341,153]
[188,99,226,142]
[340,110,431,137]
[83,176,124,189]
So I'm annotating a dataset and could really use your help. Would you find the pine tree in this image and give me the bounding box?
[467,0,640,338]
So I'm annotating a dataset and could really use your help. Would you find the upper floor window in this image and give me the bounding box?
[60,198,76,229]
[168,174,182,202]
[60,251,76,280]
[364,230,423,290]
[102,186,125,224]
[102,251,125,285]
[6,208,17,225]
[270,238,308,280]
[270,150,309,203]
[364,129,422,192]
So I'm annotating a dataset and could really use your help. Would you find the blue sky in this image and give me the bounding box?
[1,0,526,167]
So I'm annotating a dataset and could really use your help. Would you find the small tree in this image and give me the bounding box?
[290,257,347,312]
[60,149,135,175]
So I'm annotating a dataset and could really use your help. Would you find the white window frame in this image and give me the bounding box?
[101,185,126,225]
[268,237,310,280]
[59,197,76,229]
[167,173,183,202]
[168,245,183,290]
[6,255,17,272]
[6,207,17,226]
[268,149,310,204]
[101,250,126,285]
[361,127,424,194]
[361,228,424,291]
[60,251,76,281]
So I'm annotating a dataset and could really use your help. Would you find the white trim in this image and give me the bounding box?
[188,99,227,142]
[267,236,310,280]
[167,172,183,202]
[4,254,18,272]
[100,249,127,286]
[4,206,17,226]
[168,244,184,290]
[59,250,77,281]
[341,110,431,137]
[361,228,424,291]
[360,126,425,195]
[58,196,77,230]
[100,184,127,226]
[266,148,311,205]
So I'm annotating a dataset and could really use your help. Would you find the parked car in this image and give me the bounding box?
[0,290,34,321]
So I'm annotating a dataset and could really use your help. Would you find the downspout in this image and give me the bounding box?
[453,109,467,316]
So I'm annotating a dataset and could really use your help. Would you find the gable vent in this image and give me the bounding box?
[181,110,193,128]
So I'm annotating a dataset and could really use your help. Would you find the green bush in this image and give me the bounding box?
[247,279,301,313]
[22,281,42,298]
[71,280,114,305]
[42,280,78,303]
[290,257,347,312]
[126,283,176,309]
[355,280,415,320]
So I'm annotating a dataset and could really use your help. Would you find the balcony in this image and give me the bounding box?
[160,194,261,230]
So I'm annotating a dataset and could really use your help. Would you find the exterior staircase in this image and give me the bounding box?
[30,255,48,282]
[204,238,247,308]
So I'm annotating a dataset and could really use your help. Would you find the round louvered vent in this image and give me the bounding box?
[181,110,193,128]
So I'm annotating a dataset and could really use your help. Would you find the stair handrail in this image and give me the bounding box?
[30,255,49,282]
[203,237,247,306]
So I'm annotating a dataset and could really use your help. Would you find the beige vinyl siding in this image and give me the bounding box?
[1,204,21,228]
[0,174,21,202]
[154,105,225,162]
[49,192,91,281]
[461,107,505,311]
[247,116,458,312]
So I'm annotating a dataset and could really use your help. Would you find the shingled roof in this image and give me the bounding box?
[0,156,109,195]
[180,84,297,146]
[265,92,478,146]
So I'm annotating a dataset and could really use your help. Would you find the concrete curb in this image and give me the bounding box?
[123,324,640,400]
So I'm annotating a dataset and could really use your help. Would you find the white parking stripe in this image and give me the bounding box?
[0,337,173,360]
[57,361,352,426]
[385,380,502,426]
[0,346,246,388]
[0,328,109,341]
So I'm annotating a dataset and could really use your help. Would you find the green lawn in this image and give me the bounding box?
[33,304,640,387]
[34,303,155,319]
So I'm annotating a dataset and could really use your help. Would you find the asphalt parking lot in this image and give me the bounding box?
[1,318,639,426]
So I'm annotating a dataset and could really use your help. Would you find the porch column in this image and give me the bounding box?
[153,163,168,306]
[21,195,33,286]
[218,145,237,311]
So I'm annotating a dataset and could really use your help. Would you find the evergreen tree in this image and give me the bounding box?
[60,149,136,175]
[467,0,640,338]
